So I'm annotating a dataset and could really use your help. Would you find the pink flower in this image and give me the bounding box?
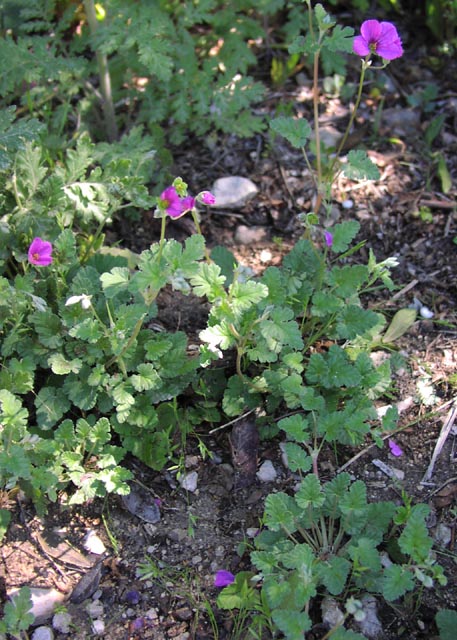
[160,186,184,218]
[353,20,403,60]
[214,570,235,587]
[28,237,53,266]
[324,231,333,248]
[388,439,403,457]
[200,191,216,205]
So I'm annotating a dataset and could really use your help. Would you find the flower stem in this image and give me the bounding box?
[329,58,369,178]
[83,0,118,142]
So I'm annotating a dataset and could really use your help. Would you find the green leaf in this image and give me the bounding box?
[327,264,368,298]
[278,414,309,441]
[100,267,130,298]
[325,24,354,53]
[339,480,368,532]
[131,363,161,391]
[229,280,268,315]
[337,305,380,340]
[331,630,367,640]
[398,507,433,562]
[343,150,380,181]
[0,508,11,542]
[382,564,414,600]
[330,220,361,253]
[264,492,301,533]
[382,308,417,343]
[210,245,238,286]
[271,608,311,640]
[0,107,44,169]
[3,586,34,632]
[295,474,325,509]
[35,386,71,429]
[29,310,63,348]
[282,442,312,473]
[436,152,452,194]
[190,262,226,300]
[306,345,361,389]
[314,3,335,31]
[436,609,457,640]
[48,353,82,375]
[317,556,351,595]
[270,116,312,148]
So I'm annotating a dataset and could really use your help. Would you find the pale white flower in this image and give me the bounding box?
[65,294,92,309]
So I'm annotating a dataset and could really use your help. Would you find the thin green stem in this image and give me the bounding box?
[83,0,118,141]
[329,58,369,179]
[191,210,211,262]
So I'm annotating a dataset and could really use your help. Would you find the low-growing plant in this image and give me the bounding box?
[247,474,446,639]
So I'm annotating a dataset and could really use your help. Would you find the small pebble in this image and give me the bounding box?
[82,530,106,555]
[91,619,105,635]
[260,249,273,263]
[86,600,104,618]
[52,611,72,634]
[256,460,277,483]
[32,627,54,640]
[179,471,198,493]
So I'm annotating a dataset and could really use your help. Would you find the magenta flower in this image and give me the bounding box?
[160,186,184,218]
[200,191,216,205]
[214,570,235,588]
[324,231,333,248]
[353,20,403,60]
[28,237,53,266]
[180,195,195,213]
[388,439,403,457]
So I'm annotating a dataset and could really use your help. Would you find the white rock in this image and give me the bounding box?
[9,588,66,625]
[52,611,72,634]
[82,530,106,555]
[91,619,105,635]
[179,471,198,493]
[211,176,258,208]
[32,626,54,640]
[259,249,273,263]
[256,460,277,483]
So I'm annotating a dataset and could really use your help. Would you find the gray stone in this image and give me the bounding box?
[256,460,277,483]
[212,176,258,208]
[321,596,345,628]
[86,599,104,618]
[179,471,198,493]
[52,611,72,634]
[31,627,54,640]
[356,595,383,639]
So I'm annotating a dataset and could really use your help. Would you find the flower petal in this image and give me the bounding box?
[214,570,235,587]
[388,439,403,457]
[360,19,382,44]
[353,35,370,57]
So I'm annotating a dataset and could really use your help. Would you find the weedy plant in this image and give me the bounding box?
[0,1,448,638]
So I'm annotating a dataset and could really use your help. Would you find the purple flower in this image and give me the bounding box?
[324,231,333,248]
[214,570,235,588]
[160,186,184,218]
[28,237,53,266]
[353,20,403,60]
[388,439,403,457]
[200,191,216,205]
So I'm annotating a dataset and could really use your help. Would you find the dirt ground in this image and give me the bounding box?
[1,8,457,640]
